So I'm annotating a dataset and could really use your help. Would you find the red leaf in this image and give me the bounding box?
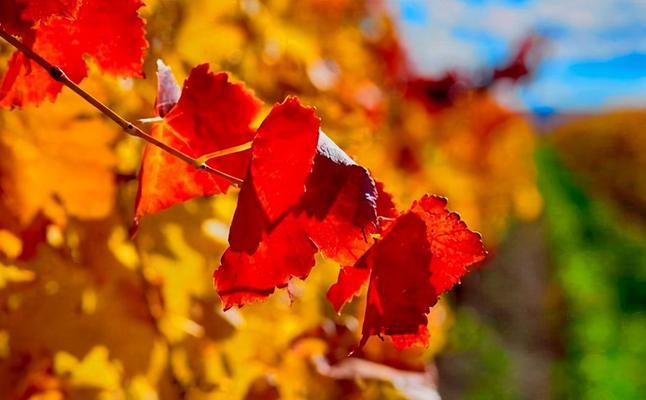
[412,195,486,294]
[0,1,31,38]
[0,22,86,107]
[215,98,321,308]
[215,213,317,310]
[349,195,485,349]
[251,97,320,221]
[325,180,398,311]
[360,212,433,349]
[20,0,81,25]
[0,0,148,107]
[134,64,262,225]
[327,264,370,313]
[299,133,379,265]
[214,106,383,308]
[0,0,79,38]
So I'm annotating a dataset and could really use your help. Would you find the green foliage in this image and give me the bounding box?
[537,147,646,399]
[444,308,517,400]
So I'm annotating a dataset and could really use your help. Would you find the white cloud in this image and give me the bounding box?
[390,0,646,67]
[388,0,646,110]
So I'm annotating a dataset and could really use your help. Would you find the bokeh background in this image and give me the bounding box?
[0,0,644,399]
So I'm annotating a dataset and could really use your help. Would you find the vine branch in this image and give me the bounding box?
[0,28,244,185]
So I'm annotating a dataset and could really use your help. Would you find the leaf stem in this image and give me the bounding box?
[0,28,243,185]
[195,141,253,164]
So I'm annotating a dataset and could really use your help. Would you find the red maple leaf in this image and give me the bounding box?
[0,0,148,107]
[134,63,262,226]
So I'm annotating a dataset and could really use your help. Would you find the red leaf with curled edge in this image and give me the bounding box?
[214,99,389,309]
[298,133,379,265]
[0,0,148,108]
[355,195,486,349]
[251,97,321,221]
[134,63,262,226]
[215,97,321,308]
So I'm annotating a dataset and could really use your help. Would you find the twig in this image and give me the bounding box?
[0,28,243,185]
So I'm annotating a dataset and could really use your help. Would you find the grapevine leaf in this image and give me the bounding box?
[215,98,320,308]
[251,97,320,221]
[362,195,485,348]
[0,0,148,107]
[215,101,385,308]
[330,195,486,348]
[0,0,80,38]
[216,214,317,309]
[299,133,379,265]
[134,63,261,226]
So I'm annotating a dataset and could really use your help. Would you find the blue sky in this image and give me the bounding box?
[389,0,646,112]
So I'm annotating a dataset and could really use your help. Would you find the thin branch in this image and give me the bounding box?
[0,28,243,186]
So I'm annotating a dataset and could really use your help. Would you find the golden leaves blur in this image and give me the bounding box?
[0,0,544,398]
[0,86,117,229]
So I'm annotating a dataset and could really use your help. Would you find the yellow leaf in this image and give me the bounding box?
[0,89,117,226]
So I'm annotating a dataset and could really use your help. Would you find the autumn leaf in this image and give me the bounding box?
[330,196,485,349]
[298,133,379,265]
[0,0,80,39]
[0,0,148,107]
[251,97,321,221]
[137,64,384,312]
[19,0,81,23]
[215,97,321,308]
[215,98,388,309]
[134,63,262,226]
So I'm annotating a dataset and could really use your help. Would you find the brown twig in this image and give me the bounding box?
[0,28,243,185]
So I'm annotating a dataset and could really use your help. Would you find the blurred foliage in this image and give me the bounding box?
[438,308,516,400]
[549,111,646,225]
[537,147,646,399]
